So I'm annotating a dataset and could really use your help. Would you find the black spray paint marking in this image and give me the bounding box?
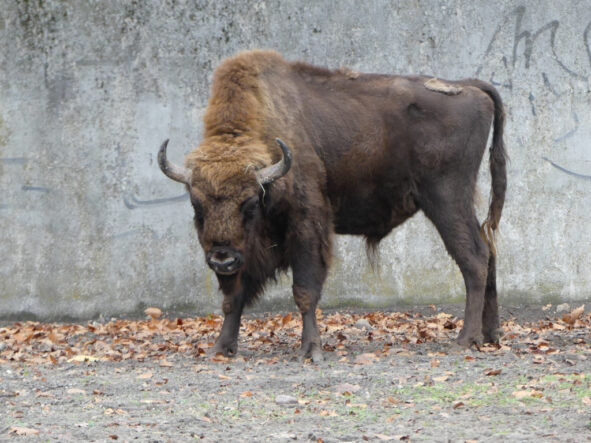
[554,112,580,143]
[22,185,51,193]
[123,192,188,209]
[476,6,590,80]
[542,156,591,181]
[528,92,536,115]
[0,157,26,165]
[109,228,159,240]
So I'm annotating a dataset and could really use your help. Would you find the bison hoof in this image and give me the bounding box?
[210,340,238,357]
[455,330,483,349]
[299,342,324,363]
[483,327,503,344]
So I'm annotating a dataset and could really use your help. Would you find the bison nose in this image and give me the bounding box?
[206,248,242,275]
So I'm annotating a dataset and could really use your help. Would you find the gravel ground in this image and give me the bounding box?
[1,303,590,442]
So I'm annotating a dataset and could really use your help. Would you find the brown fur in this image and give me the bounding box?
[164,50,508,358]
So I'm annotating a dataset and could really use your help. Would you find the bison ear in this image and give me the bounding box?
[256,138,292,185]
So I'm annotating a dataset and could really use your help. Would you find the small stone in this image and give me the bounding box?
[275,394,298,406]
[556,303,570,313]
[0,342,6,352]
[354,319,372,330]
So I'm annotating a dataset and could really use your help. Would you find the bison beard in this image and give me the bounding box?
[158,50,507,362]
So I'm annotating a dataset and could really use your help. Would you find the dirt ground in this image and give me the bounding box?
[1,302,590,442]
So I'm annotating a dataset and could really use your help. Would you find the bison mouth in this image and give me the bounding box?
[206,247,243,275]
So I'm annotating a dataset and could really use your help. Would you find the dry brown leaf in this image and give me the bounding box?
[9,426,40,436]
[485,369,502,376]
[335,383,361,394]
[354,353,378,365]
[240,391,253,397]
[281,313,293,325]
[144,307,162,319]
[513,390,543,400]
[432,376,449,383]
[68,355,99,363]
[562,305,585,325]
[67,388,86,395]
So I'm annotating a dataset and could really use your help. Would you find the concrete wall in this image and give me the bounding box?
[1,0,590,320]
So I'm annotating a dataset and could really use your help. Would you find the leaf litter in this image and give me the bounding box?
[1,305,589,366]
[1,304,590,441]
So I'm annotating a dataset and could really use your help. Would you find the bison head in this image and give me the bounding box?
[158,138,292,277]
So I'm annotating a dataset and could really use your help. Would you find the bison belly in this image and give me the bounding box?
[332,183,417,240]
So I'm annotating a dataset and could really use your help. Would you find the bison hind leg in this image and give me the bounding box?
[482,250,503,343]
[420,196,489,348]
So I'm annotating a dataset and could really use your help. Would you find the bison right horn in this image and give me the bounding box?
[158,139,192,185]
[256,138,293,185]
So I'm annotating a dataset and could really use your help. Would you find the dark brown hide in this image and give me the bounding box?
[159,50,507,361]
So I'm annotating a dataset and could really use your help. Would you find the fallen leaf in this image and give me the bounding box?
[485,369,502,376]
[335,383,361,394]
[240,391,253,397]
[453,401,464,409]
[513,390,543,400]
[432,376,449,383]
[354,353,378,365]
[144,307,162,319]
[562,305,585,325]
[137,372,153,379]
[68,355,99,363]
[67,388,87,395]
[9,427,40,436]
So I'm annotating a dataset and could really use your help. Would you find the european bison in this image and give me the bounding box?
[158,50,507,362]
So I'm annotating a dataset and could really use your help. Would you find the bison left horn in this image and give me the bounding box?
[256,138,293,185]
[158,139,192,185]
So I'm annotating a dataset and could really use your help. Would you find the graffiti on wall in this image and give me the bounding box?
[475,6,591,181]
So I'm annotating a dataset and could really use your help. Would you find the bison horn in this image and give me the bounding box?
[158,139,192,184]
[256,138,293,185]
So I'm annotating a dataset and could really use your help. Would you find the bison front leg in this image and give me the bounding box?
[291,244,328,363]
[293,285,323,362]
[211,291,245,357]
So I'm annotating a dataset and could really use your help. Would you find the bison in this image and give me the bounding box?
[158,50,507,362]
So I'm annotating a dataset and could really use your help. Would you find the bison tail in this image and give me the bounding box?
[475,81,507,256]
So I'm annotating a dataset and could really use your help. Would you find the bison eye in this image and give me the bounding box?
[194,211,204,229]
[191,199,205,228]
[240,195,260,223]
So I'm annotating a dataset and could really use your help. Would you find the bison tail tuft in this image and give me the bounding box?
[478,82,507,256]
